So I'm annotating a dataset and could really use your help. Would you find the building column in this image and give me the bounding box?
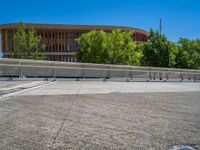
[5,29,7,52]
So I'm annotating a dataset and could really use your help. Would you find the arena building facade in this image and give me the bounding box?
[0,23,148,62]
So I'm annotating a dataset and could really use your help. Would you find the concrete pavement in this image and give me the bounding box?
[0,80,200,149]
[21,81,200,95]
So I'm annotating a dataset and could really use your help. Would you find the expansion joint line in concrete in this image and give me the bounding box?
[50,82,83,149]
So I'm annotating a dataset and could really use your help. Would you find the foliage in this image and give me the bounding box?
[76,28,200,69]
[142,29,178,67]
[76,30,109,64]
[11,22,46,60]
[176,38,200,69]
[76,29,143,65]
[108,29,142,65]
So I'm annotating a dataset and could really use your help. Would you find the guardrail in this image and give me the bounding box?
[0,58,200,81]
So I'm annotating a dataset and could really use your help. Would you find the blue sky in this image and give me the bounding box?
[0,0,200,56]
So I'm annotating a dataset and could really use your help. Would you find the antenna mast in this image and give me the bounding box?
[159,18,162,34]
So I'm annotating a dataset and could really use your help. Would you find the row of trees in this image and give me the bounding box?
[77,29,200,69]
[11,23,200,69]
[76,30,143,65]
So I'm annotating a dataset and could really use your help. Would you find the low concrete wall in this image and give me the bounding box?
[0,58,200,81]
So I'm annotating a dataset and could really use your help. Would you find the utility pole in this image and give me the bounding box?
[159,18,162,34]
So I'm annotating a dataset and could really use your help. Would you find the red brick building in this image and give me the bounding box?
[0,23,148,62]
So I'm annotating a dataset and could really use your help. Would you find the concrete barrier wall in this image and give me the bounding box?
[0,58,200,80]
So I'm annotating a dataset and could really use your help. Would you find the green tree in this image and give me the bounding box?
[108,29,143,65]
[176,38,200,69]
[12,22,46,60]
[142,29,178,67]
[76,29,143,65]
[76,30,109,63]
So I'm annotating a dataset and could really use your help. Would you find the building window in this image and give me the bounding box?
[70,44,72,51]
[77,44,80,50]
[60,33,62,39]
[74,43,76,51]
[7,31,11,38]
[70,32,73,38]
[67,56,70,62]
[65,43,68,51]
[52,32,55,38]
[7,44,10,51]
[70,56,72,62]
[59,44,61,51]
[74,33,77,51]
[62,45,64,51]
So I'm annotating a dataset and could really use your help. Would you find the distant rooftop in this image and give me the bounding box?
[0,23,148,34]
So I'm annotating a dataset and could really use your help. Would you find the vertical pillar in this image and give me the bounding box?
[50,31,52,52]
[9,30,12,52]
[2,30,5,53]
[60,31,61,52]
[72,31,74,52]
[61,31,63,52]
[65,31,67,51]
[68,31,70,52]
[5,29,7,52]
[11,30,14,51]
[53,31,55,53]
[149,72,152,80]
[159,73,162,80]
[43,31,45,47]
[166,72,169,80]
[153,72,156,80]
[57,31,59,52]
[71,55,74,62]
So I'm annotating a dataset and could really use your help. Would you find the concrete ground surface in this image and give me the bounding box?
[22,80,200,95]
[0,80,200,149]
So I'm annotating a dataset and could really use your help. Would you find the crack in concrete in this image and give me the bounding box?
[50,82,83,150]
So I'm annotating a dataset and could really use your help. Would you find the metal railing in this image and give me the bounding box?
[0,58,200,81]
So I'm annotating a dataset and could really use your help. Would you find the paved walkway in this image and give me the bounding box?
[0,80,200,149]
[21,81,200,95]
[0,92,200,149]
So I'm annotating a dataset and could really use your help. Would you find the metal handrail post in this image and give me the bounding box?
[159,72,162,80]
[153,72,156,80]
[81,64,85,78]
[19,60,23,78]
[107,66,110,79]
[193,74,196,82]
[129,68,133,80]
[166,72,169,80]
[53,62,56,81]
